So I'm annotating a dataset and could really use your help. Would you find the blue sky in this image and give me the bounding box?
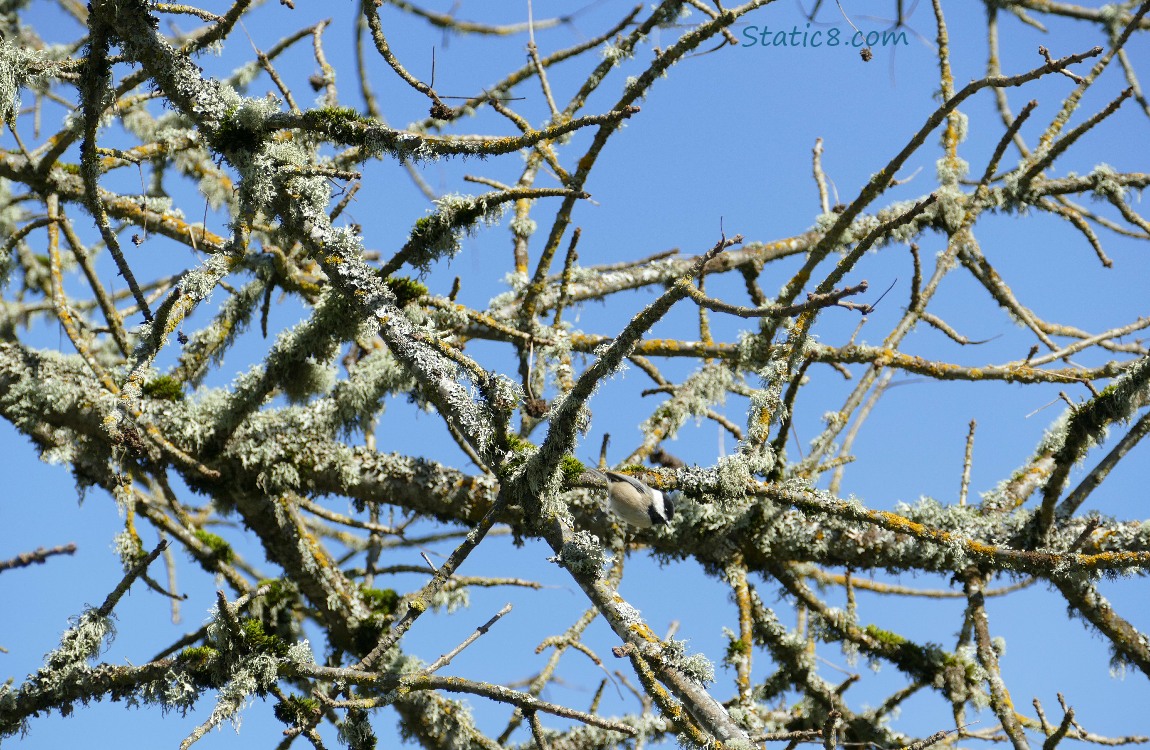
[2,1,1149,747]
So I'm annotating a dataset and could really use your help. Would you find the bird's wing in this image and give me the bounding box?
[605,471,650,496]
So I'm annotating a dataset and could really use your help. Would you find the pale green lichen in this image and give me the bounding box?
[280,355,337,404]
[405,193,510,273]
[937,156,970,187]
[549,530,611,579]
[509,215,536,239]
[0,39,48,123]
[931,185,968,232]
[661,637,715,685]
[171,279,264,387]
[1089,163,1127,201]
[638,363,732,448]
[337,710,377,749]
[944,110,969,145]
[600,40,633,64]
[427,587,470,614]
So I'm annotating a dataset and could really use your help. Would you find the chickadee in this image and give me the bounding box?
[587,469,674,528]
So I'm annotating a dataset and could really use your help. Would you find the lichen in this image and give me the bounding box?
[661,638,715,685]
[0,39,48,123]
[548,530,611,579]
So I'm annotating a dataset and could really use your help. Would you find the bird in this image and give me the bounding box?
[586,468,674,528]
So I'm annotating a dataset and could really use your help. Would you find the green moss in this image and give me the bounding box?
[274,695,320,726]
[193,530,234,563]
[724,638,748,661]
[257,578,297,607]
[864,624,947,680]
[360,587,400,617]
[177,645,221,687]
[302,106,363,128]
[240,618,292,657]
[506,434,535,453]
[615,463,648,475]
[500,434,538,475]
[350,587,400,655]
[560,455,586,485]
[863,624,908,647]
[178,645,219,663]
[142,375,184,401]
[384,276,428,307]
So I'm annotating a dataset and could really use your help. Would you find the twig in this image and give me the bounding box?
[959,420,976,506]
[425,603,513,674]
[0,543,78,572]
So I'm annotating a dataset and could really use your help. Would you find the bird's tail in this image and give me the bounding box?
[584,467,608,484]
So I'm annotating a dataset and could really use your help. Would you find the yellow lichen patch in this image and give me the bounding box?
[626,623,661,644]
[639,338,683,353]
